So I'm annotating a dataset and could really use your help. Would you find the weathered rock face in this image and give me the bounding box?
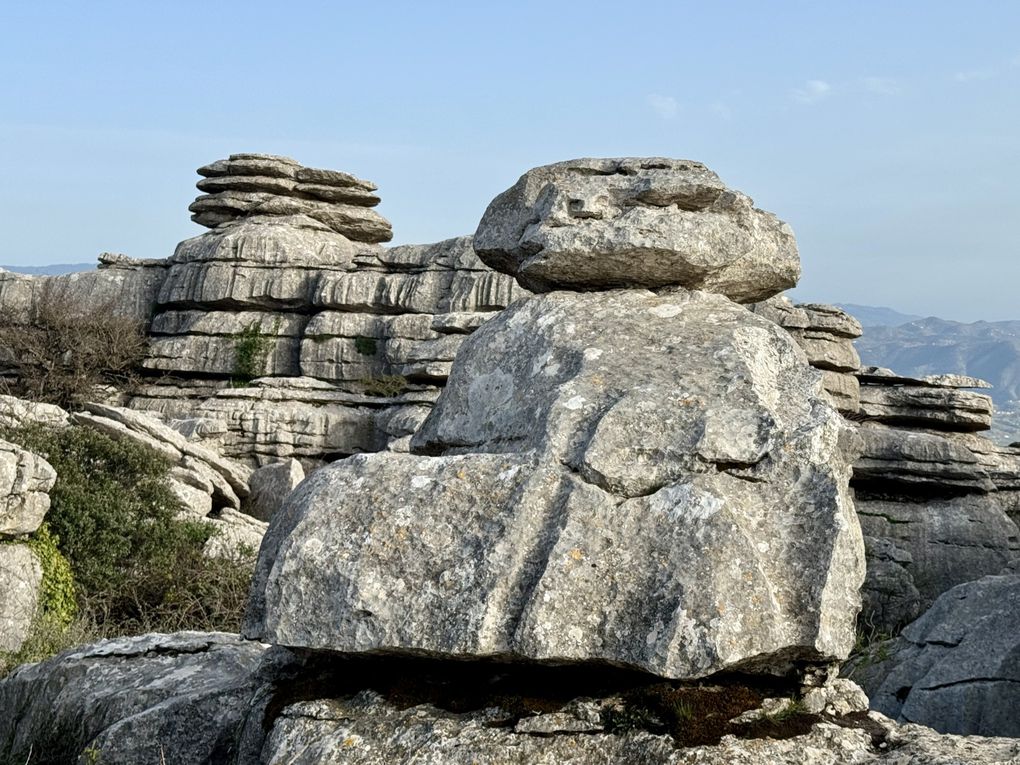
[0,543,41,653]
[192,153,392,244]
[849,574,1020,738]
[246,459,305,522]
[0,254,167,325]
[850,366,1020,632]
[751,297,863,415]
[246,287,865,680]
[0,632,269,765]
[0,439,57,537]
[261,692,1020,765]
[130,377,439,469]
[474,158,799,301]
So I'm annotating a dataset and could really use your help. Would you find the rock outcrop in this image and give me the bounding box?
[751,297,863,414]
[0,632,270,764]
[474,157,799,300]
[850,369,1020,632]
[245,161,864,681]
[137,162,525,465]
[849,573,1020,737]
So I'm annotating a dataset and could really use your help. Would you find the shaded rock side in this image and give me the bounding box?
[849,573,1020,738]
[246,288,865,680]
[0,632,269,765]
[474,157,799,301]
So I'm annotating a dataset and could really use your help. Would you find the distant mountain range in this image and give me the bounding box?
[834,303,924,328]
[0,263,94,275]
[843,307,1020,445]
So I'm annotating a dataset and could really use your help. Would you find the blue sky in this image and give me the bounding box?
[2,1,1018,321]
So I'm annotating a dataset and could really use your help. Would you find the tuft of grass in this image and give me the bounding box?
[232,319,279,384]
[360,374,410,398]
[354,336,378,356]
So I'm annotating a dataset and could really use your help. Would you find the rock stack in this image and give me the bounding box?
[191,153,392,243]
[850,367,1019,631]
[244,158,865,682]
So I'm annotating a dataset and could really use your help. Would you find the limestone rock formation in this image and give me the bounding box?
[474,157,799,300]
[0,439,57,537]
[0,632,269,764]
[247,459,305,522]
[850,369,1020,632]
[246,285,865,679]
[192,153,391,243]
[262,692,1019,764]
[751,297,863,414]
[849,573,1020,737]
[0,254,167,325]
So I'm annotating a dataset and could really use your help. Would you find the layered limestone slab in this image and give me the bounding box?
[474,157,799,301]
[858,384,993,431]
[246,289,865,679]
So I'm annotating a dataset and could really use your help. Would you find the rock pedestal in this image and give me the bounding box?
[245,159,864,681]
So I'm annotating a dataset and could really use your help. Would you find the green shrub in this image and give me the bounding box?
[3,424,253,637]
[354,336,378,356]
[25,523,77,629]
[232,320,277,383]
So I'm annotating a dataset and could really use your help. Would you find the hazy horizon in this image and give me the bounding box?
[2,1,1018,322]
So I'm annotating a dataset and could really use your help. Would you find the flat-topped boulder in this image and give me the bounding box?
[474,157,799,301]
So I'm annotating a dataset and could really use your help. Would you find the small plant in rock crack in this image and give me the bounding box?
[354,335,378,356]
[232,318,279,384]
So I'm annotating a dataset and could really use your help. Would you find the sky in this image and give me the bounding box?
[1,1,1018,322]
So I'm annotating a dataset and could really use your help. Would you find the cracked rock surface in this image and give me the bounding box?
[245,287,865,679]
[0,632,270,765]
[847,573,1020,737]
[473,157,799,301]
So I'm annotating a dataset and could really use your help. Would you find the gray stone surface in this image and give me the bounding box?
[859,384,993,432]
[261,691,1020,764]
[0,632,269,764]
[850,574,1020,738]
[474,158,799,301]
[0,543,41,652]
[190,154,390,243]
[0,439,56,537]
[246,288,865,679]
[129,377,438,469]
[247,459,305,522]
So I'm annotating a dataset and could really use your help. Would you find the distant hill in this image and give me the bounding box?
[0,263,95,275]
[846,309,1020,445]
[835,303,924,328]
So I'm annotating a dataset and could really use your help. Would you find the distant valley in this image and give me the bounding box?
[0,263,94,275]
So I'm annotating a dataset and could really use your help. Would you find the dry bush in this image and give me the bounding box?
[0,281,147,409]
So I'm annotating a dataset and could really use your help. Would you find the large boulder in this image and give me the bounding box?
[0,632,270,765]
[245,287,865,680]
[850,574,1020,737]
[473,158,799,301]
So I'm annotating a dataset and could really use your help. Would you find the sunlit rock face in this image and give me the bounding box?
[473,157,800,301]
[246,286,865,680]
